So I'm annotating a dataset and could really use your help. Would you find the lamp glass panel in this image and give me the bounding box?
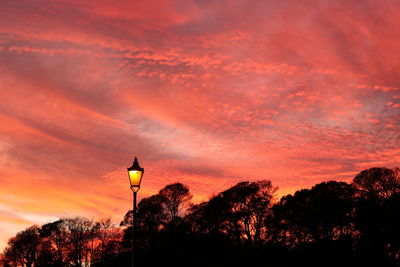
[128,170,143,187]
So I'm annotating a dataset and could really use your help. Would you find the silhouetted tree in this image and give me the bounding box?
[353,167,400,266]
[3,226,41,267]
[120,184,192,266]
[91,218,122,266]
[159,182,192,224]
[3,217,122,267]
[39,219,68,266]
[353,167,400,201]
[121,194,167,250]
[188,180,277,247]
[137,195,167,247]
[271,181,356,246]
[60,217,94,266]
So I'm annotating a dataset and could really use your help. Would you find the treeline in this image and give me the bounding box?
[1,167,400,267]
[1,218,121,267]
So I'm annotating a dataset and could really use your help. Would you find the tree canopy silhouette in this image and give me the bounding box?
[158,182,192,224]
[353,167,400,201]
[2,167,400,267]
[271,181,356,245]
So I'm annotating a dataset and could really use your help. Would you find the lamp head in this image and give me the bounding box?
[127,157,144,192]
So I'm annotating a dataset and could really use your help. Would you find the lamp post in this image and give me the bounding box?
[127,156,144,267]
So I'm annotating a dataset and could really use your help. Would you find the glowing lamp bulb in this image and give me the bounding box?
[127,157,144,191]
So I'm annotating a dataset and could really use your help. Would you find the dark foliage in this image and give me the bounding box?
[2,168,400,266]
[271,181,356,245]
[2,217,121,266]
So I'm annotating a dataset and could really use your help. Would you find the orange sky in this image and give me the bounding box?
[1,0,400,251]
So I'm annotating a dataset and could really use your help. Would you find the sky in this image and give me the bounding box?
[0,0,400,251]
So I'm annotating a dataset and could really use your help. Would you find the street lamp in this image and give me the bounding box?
[127,156,144,267]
